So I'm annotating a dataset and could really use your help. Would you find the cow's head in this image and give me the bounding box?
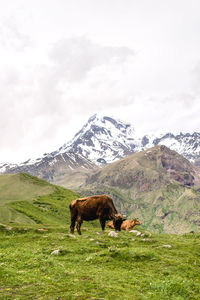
[113,214,126,231]
[133,218,141,225]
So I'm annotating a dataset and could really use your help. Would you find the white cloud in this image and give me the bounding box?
[0,33,135,162]
[49,36,135,82]
[0,16,32,51]
[0,1,200,163]
[192,62,200,95]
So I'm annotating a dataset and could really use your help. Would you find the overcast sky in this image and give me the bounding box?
[0,0,200,163]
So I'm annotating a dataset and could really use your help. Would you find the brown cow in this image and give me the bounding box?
[107,218,141,231]
[69,194,125,235]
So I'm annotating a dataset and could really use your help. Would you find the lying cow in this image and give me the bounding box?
[107,218,141,231]
[69,194,125,235]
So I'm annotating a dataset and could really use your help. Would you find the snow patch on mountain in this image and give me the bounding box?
[0,162,17,174]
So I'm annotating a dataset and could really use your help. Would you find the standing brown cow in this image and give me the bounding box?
[69,194,125,235]
[107,218,141,231]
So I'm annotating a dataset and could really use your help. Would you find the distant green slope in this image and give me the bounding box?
[0,173,54,204]
[0,173,79,225]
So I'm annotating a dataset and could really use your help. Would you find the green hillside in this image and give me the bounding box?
[81,146,200,234]
[0,173,79,225]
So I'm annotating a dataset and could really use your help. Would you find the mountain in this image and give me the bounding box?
[80,145,200,234]
[0,114,200,187]
[59,114,200,167]
[0,172,78,225]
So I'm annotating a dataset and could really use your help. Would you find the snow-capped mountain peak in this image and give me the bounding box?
[59,114,136,165]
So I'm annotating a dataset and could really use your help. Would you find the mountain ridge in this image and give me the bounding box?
[1,114,200,184]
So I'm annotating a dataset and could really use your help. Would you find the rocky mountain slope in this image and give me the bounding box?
[80,145,200,234]
[0,152,96,183]
[142,132,200,166]
[0,114,200,185]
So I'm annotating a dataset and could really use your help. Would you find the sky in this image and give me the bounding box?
[0,0,200,163]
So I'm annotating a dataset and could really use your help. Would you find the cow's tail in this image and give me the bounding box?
[69,203,73,211]
[69,199,77,211]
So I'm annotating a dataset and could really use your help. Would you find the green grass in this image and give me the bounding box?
[0,225,199,299]
[0,173,200,299]
[0,173,53,205]
[8,186,78,225]
[0,173,79,225]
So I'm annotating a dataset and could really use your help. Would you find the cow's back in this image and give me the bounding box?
[75,194,114,209]
[70,194,117,221]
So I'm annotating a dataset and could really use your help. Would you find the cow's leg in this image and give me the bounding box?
[70,213,77,234]
[99,216,106,231]
[76,216,82,235]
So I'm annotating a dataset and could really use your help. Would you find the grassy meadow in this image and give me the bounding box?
[0,173,200,299]
[0,225,200,299]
